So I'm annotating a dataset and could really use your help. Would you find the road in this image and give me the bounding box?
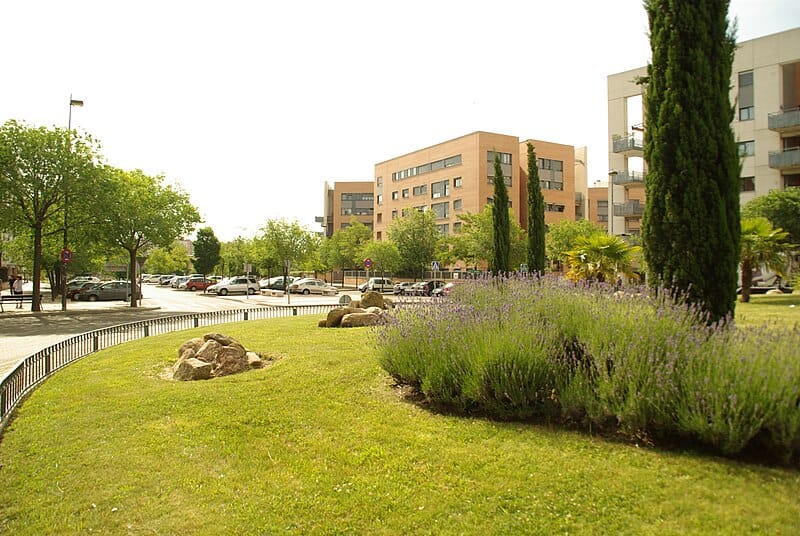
[0,283,364,378]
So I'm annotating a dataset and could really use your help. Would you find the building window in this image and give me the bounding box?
[401,208,410,217]
[454,177,463,188]
[377,213,382,223]
[453,221,462,233]
[391,210,398,219]
[377,194,383,205]
[431,201,449,219]
[487,151,512,165]
[453,199,462,210]
[436,223,450,235]
[402,188,409,198]
[391,155,462,182]
[431,179,449,199]
[785,174,800,188]
[376,176,383,187]
[738,140,755,157]
[738,70,754,121]
[488,176,512,187]
[391,191,399,200]
[546,203,565,213]
[413,185,427,196]
[741,176,755,192]
[376,231,382,240]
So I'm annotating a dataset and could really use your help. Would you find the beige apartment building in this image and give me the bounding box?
[607,27,800,236]
[372,131,578,242]
[319,181,374,237]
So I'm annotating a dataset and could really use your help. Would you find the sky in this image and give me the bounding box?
[2,1,798,242]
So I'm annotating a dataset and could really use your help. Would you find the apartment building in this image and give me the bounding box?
[319,180,374,237]
[372,131,578,241]
[607,27,800,236]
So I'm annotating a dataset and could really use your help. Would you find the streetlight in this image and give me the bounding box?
[62,95,84,311]
[608,170,618,236]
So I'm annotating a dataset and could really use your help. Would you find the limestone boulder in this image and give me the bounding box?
[195,339,223,362]
[212,345,249,377]
[341,312,380,327]
[173,357,213,381]
[246,351,264,369]
[360,291,385,309]
[178,337,205,358]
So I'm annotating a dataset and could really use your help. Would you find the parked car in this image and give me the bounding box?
[67,281,99,300]
[207,276,260,296]
[259,276,295,290]
[393,282,415,295]
[360,277,393,293]
[144,274,162,284]
[180,276,214,291]
[75,280,141,301]
[409,280,445,296]
[67,275,100,285]
[171,276,190,289]
[288,278,338,295]
[431,282,456,297]
[159,275,177,286]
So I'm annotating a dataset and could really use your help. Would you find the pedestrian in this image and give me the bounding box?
[12,276,24,308]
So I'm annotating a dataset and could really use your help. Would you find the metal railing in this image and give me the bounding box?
[0,304,340,431]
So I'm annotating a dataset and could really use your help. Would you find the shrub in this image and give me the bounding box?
[373,275,800,464]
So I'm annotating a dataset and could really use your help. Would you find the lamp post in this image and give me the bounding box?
[62,95,84,311]
[608,170,618,236]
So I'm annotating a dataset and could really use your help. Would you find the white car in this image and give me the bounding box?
[288,278,338,295]
[207,276,260,296]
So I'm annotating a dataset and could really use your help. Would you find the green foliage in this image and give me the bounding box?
[449,205,527,270]
[94,167,200,304]
[642,0,740,322]
[526,142,546,274]
[545,219,605,264]
[144,243,193,275]
[376,277,800,463]
[491,153,511,273]
[192,227,221,275]
[739,217,795,302]
[217,237,257,276]
[258,219,317,272]
[742,187,800,245]
[565,234,641,283]
[358,240,402,274]
[323,218,373,269]
[0,119,102,309]
[388,209,440,277]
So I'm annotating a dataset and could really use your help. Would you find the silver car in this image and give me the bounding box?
[207,276,260,296]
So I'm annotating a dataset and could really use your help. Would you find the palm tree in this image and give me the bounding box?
[739,217,795,303]
[565,234,641,284]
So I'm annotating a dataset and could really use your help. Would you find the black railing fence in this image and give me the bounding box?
[0,304,339,431]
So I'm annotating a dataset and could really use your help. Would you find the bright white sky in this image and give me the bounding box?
[2,1,798,242]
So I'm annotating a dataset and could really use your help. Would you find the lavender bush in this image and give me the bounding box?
[373,275,800,464]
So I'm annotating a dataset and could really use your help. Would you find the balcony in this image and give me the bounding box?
[612,170,646,186]
[575,192,584,204]
[768,147,800,170]
[768,107,800,135]
[612,134,644,155]
[614,201,644,217]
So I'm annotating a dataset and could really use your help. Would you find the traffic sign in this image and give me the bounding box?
[60,248,73,263]
[431,261,440,271]
[363,258,373,269]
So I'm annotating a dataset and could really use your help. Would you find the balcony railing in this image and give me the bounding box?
[612,134,644,154]
[612,170,646,186]
[613,201,644,217]
[768,147,800,170]
[768,107,800,133]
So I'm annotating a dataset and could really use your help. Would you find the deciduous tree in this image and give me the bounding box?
[193,227,221,276]
[388,209,440,279]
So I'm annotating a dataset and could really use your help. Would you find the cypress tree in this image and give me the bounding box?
[642,0,740,322]
[491,152,511,274]
[526,142,546,275]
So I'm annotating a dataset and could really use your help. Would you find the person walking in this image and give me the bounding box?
[12,276,24,308]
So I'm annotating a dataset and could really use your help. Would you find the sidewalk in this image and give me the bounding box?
[0,292,160,317]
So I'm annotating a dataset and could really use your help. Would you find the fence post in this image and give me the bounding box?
[293,307,298,316]
[144,325,149,337]
[244,311,249,321]
[193,317,199,328]
[93,336,99,352]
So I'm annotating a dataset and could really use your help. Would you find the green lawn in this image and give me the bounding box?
[0,316,798,534]
[735,292,800,328]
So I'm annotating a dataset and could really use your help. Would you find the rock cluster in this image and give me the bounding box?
[319,290,392,328]
[172,332,264,381]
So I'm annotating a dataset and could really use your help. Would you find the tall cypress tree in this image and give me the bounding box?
[642,0,740,322]
[491,152,511,274]
[526,142,546,275]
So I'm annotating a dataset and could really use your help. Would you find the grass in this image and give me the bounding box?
[735,292,800,328]
[0,316,799,534]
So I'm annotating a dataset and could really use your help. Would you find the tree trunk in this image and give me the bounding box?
[128,248,139,308]
[31,223,44,312]
[740,259,752,303]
